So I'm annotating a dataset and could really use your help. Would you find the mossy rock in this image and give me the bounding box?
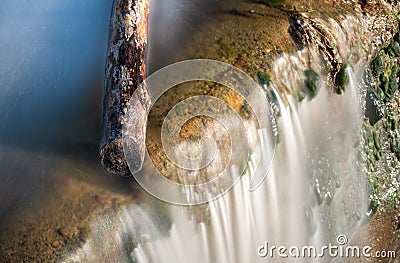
[389,115,398,131]
[257,71,272,86]
[304,69,321,99]
[365,89,383,125]
[394,31,400,43]
[387,41,400,57]
[385,64,398,101]
[373,131,382,151]
[257,71,282,105]
[335,64,350,94]
[374,85,386,100]
[294,87,307,102]
[370,54,384,79]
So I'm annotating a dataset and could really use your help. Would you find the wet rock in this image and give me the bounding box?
[365,89,383,125]
[390,136,400,160]
[304,69,321,99]
[375,85,386,101]
[385,64,398,101]
[370,54,384,79]
[257,71,272,86]
[258,71,281,109]
[395,32,400,43]
[57,228,74,244]
[373,131,382,151]
[389,115,398,131]
[296,88,307,102]
[387,42,400,57]
[335,64,350,94]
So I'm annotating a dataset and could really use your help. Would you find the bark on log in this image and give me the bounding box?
[99,0,150,176]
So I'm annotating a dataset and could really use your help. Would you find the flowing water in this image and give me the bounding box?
[65,1,375,262]
[67,55,369,262]
[0,0,379,262]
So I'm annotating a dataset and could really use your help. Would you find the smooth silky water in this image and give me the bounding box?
[67,56,369,262]
[0,0,372,262]
[66,1,373,262]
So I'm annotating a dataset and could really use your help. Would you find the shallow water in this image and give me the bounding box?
[0,0,222,222]
[66,54,369,263]
[0,0,113,221]
[0,1,373,262]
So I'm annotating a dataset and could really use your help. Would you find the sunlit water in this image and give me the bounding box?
[0,1,373,262]
[66,58,368,262]
[66,2,372,262]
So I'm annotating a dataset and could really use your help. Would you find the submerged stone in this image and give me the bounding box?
[304,69,321,99]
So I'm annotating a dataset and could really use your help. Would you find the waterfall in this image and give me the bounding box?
[65,53,369,262]
[62,1,396,261]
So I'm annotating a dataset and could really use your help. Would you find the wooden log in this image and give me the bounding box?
[99,0,150,176]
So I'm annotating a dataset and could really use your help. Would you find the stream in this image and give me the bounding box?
[0,0,389,262]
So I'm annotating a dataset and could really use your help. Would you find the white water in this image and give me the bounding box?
[66,54,369,262]
[64,3,377,261]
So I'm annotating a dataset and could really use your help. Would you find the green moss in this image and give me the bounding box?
[394,31,400,43]
[373,131,382,151]
[294,87,306,102]
[185,135,200,142]
[387,42,400,57]
[334,64,350,94]
[217,38,239,61]
[375,86,386,100]
[386,64,398,101]
[257,71,272,86]
[388,190,399,209]
[388,115,398,131]
[304,69,321,99]
[363,35,400,214]
[78,225,91,243]
[370,54,384,79]
[363,56,400,216]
